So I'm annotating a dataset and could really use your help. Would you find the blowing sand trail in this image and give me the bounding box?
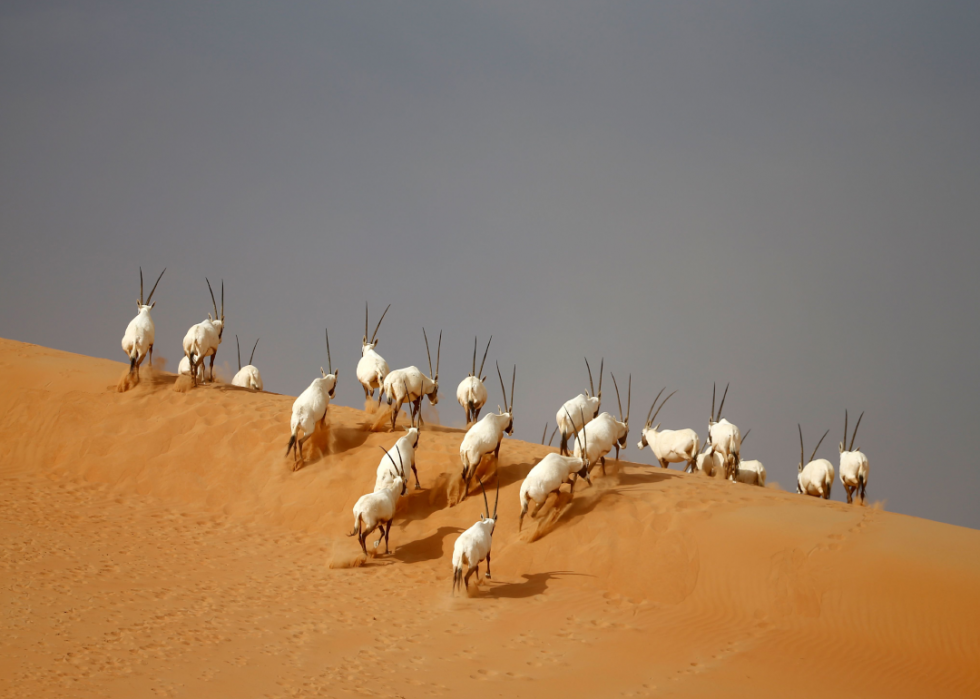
[0,337,978,698]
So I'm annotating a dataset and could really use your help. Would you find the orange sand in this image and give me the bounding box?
[1,337,978,698]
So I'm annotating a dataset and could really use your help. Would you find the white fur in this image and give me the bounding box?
[798,459,835,498]
[286,371,337,469]
[178,355,205,382]
[708,418,742,478]
[121,304,156,377]
[383,366,437,430]
[556,393,601,455]
[456,376,488,424]
[452,518,495,593]
[734,459,766,487]
[375,428,421,491]
[350,474,405,555]
[638,425,700,471]
[182,316,224,385]
[357,342,389,402]
[457,411,513,502]
[231,365,263,390]
[572,412,628,475]
[518,452,591,531]
[839,450,869,504]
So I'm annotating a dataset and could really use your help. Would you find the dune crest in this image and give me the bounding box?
[0,337,978,698]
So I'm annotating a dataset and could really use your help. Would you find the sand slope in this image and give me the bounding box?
[1,337,978,698]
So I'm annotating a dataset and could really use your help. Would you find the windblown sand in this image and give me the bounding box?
[1,337,978,698]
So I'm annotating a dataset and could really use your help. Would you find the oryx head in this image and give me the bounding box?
[320,328,338,398]
[477,476,500,533]
[797,424,830,493]
[361,302,390,354]
[423,328,441,404]
[206,278,225,340]
[585,357,604,418]
[839,409,864,454]
[611,372,631,449]
[637,387,676,449]
[136,266,166,313]
[496,361,516,435]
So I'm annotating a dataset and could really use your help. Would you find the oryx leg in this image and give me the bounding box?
[600,456,606,476]
[209,354,216,383]
[615,444,620,461]
[374,523,386,549]
[485,551,492,579]
[148,343,154,365]
[411,461,421,490]
[473,405,482,422]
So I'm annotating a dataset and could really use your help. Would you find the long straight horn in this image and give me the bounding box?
[325,328,332,375]
[139,267,144,304]
[646,387,666,427]
[541,422,548,445]
[423,328,433,377]
[472,336,478,376]
[436,330,441,379]
[493,475,499,519]
[380,445,400,478]
[649,390,677,427]
[626,374,631,424]
[548,425,558,446]
[741,428,750,444]
[478,336,492,377]
[810,429,830,463]
[236,335,242,370]
[145,268,166,305]
[597,358,604,398]
[585,357,595,396]
[364,302,369,342]
[843,410,849,452]
[711,383,716,421]
[509,365,515,413]
[206,278,218,319]
[370,303,390,343]
[717,383,729,420]
[612,372,623,421]
[220,279,224,320]
[798,424,805,465]
[849,411,864,451]
[579,407,588,457]
[479,478,490,519]
[496,361,507,410]
[249,338,259,366]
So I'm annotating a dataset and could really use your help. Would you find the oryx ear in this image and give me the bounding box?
[150,302,156,309]
[334,369,339,377]
[480,514,485,520]
[208,312,213,321]
[839,442,844,453]
[320,367,326,377]
[373,340,379,348]
[136,300,141,310]
[654,423,661,431]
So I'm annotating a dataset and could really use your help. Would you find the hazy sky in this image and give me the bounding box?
[2,2,978,528]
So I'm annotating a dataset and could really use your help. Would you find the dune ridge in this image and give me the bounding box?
[1,337,978,698]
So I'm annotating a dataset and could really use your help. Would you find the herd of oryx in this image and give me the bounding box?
[121,272,872,593]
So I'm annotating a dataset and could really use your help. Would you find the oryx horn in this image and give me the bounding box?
[144,267,165,305]
[541,422,549,445]
[810,429,830,463]
[370,303,390,344]
[478,336,492,378]
[711,383,716,421]
[646,387,666,427]
[741,428,750,444]
[236,335,242,371]
[849,411,864,452]
[612,372,623,421]
[585,357,595,396]
[646,388,676,428]
[471,337,478,376]
[493,473,499,519]
[717,383,729,421]
[496,361,507,410]
[325,328,333,374]
[798,424,805,466]
[220,279,224,320]
[249,338,259,366]
[479,477,490,519]
[206,277,218,319]
[424,328,433,378]
[364,302,369,343]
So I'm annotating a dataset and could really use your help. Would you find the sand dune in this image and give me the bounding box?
[1,337,978,698]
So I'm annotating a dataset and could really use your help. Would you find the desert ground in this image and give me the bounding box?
[1,336,978,698]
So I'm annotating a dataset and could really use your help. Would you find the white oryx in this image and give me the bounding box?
[181,278,225,386]
[696,446,725,477]
[573,373,630,476]
[285,330,338,470]
[456,335,492,425]
[350,446,407,555]
[637,388,700,471]
[374,426,421,491]
[177,355,205,382]
[555,358,603,455]
[120,267,166,382]
[839,410,869,504]
[456,363,515,505]
[706,383,742,479]
[382,329,441,432]
[356,302,391,404]
[797,425,833,499]
[730,429,766,486]
[231,335,263,390]
[451,478,499,595]
[519,408,592,531]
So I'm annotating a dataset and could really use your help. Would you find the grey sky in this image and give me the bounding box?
[2,2,978,528]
